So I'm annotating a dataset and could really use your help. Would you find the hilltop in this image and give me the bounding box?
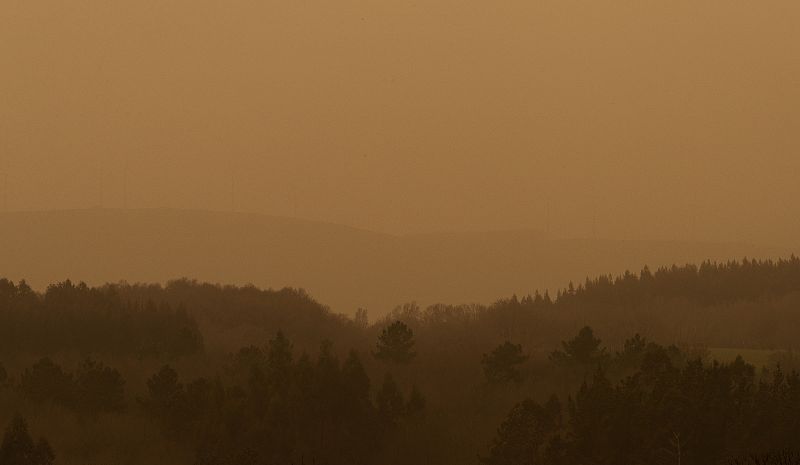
[0,208,792,314]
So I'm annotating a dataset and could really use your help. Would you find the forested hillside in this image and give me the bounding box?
[1,257,800,464]
[1,209,792,315]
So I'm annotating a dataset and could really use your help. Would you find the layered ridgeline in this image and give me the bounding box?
[2,256,799,356]
[0,208,793,315]
[1,259,800,465]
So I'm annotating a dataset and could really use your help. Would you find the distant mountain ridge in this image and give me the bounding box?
[0,208,793,315]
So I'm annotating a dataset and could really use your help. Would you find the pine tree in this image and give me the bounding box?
[549,326,606,367]
[482,341,529,384]
[376,374,405,425]
[481,399,555,465]
[374,321,416,364]
[0,415,54,465]
[267,330,294,393]
[342,351,371,405]
[406,385,426,415]
[19,358,74,406]
[74,358,126,414]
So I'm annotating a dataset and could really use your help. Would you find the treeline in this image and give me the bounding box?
[0,415,54,465]
[0,257,799,464]
[560,256,800,307]
[2,324,800,464]
[2,257,798,358]
[0,331,424,465]
[105,279,359,352]
[0,279,202,357]
[381,256,800,352]
[140,332,424,465]
[2,357,124,416]
[484,331,800,464]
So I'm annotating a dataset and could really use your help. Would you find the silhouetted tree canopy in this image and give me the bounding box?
[374,321,416,364]
[481,398,561,465]
[482,341,529,384]
[19,358,74,406]
[406,385,426,415]
[0,257,798,464]
[140,333,426,465]
[484,339,800,465]
[376,373,405,426]
[0,415,54,465]
[74,358,125,415]
[550,326,606,367]
[0,279,202,357]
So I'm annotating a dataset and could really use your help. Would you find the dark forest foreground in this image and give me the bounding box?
[2,257,800,464]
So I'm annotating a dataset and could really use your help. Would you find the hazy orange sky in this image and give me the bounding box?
[2,0,799,246]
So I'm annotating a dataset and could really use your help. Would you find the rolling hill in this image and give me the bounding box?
[0,208,793,315]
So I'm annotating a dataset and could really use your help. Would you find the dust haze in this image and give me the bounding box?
[2,0,799,245]
[2,2,800,465]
